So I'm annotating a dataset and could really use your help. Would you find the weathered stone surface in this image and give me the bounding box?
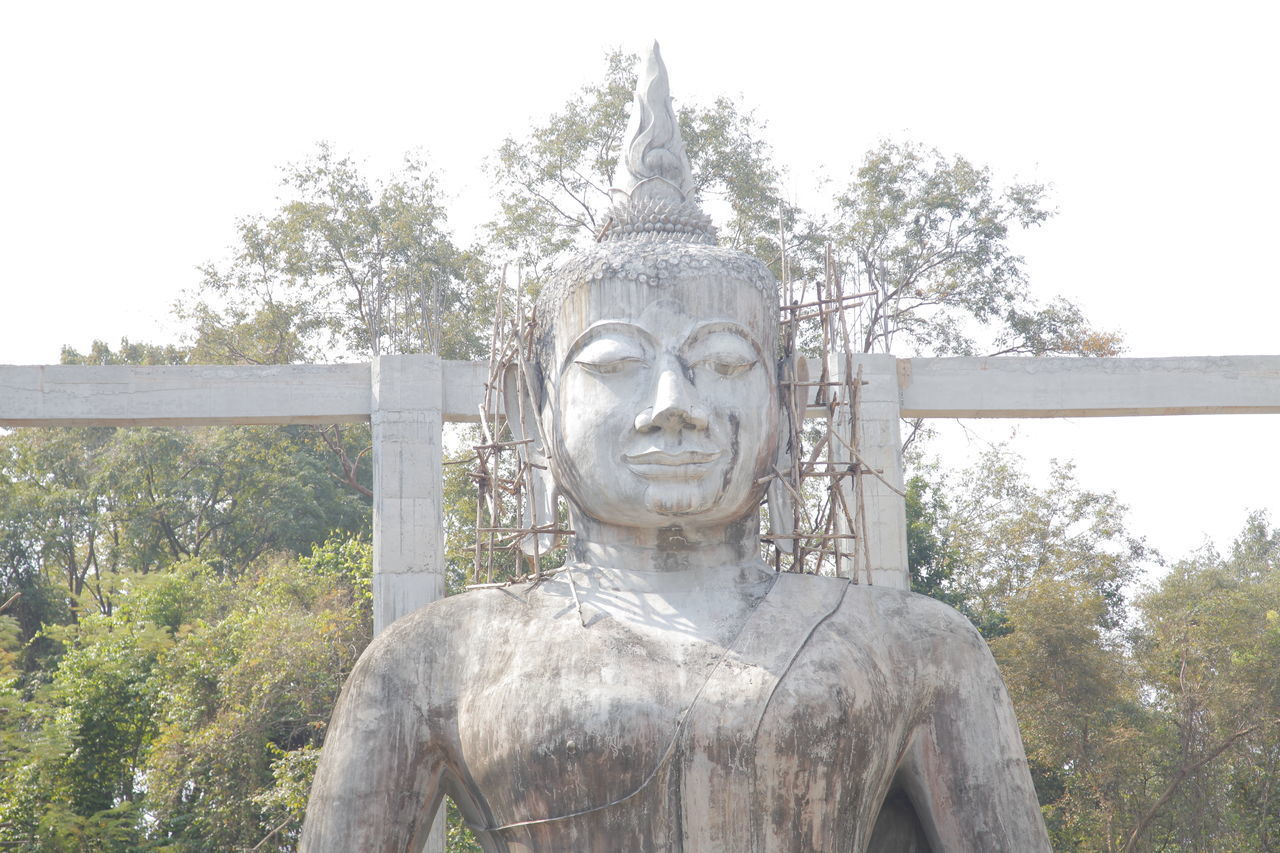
[300,43,1050,852]
[303,570,1047,851]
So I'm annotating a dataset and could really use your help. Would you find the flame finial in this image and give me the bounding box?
[604,42,715,245]
[617,42,694,204]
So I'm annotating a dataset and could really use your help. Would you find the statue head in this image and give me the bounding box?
[511,44,789,555]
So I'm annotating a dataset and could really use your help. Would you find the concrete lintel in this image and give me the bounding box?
[441,360,489,423]
[13,356,1279,428]
[0,359,491,427]
[0,363,371,427]
[899,355,1280,418]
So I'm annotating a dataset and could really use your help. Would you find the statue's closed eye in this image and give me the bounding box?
[577,357,645,376]
[574,338,647,376]
[693,355,756,378]
[686,331,760,381]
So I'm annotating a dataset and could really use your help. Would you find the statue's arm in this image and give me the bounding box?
[899,610,1052,853]
[300,625,447,853]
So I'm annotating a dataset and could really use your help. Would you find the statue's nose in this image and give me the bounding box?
[635,364,709,432]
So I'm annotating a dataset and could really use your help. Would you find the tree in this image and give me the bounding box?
[143,547,370,851]
[488,52,1121,363]
[0,596,172,848]
[0,541,372,851]
[0,420,370,618]
[990,578,1153,851]
[832,140,1122,358]
[1125,514,1280,851]
[0,340,372,626]
[185,143,489,365]
[905,472,968,610]
[905,451,1158,851]
[907,449,1146,637]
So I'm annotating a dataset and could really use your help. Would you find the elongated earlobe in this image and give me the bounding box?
[502,363,561,557]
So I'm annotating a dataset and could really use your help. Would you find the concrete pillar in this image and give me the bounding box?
[370,354,446,853]
[857,355,909,589]
[371,354,446,632]
[830,354,908,589]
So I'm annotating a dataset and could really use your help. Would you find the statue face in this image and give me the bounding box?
[544,275,778,530]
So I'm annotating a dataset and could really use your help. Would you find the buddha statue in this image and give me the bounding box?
[300,44,1051,853]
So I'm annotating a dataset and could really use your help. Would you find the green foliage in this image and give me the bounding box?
[441,435,486,595]
[905,473,968,612]
[445,798,483,852]
[1126,515,1280,851]
[911,479,1280,852]
[297,533,373,620]
[914,449,1145,636]
[489,50,636,265]
[252,744,321,845]
[0,337,371,627]
[143,553,368,851]
[906,451,1155,849]
[60,340,189,367]
[0,475,69,673]
[992,578,1151,849]
[0,541,370,851]
[111,560,231,634]
[0,615,27,779]
[0,423,370,616]
[488,52,1120,364]
[0,610,169,848]
[34,800,140,852]
[833,140,1123,357]
[678,95,796,259]
[185,142,489,364]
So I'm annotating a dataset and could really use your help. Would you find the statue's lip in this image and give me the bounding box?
[623,449,722,465]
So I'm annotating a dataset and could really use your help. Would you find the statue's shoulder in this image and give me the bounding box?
[361,584,528,661]
[351,584,544,704]
[385,581,540,638]
[777,574,987,656]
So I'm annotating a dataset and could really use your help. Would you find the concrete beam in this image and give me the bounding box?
[441,359,489,423]
[0,363,371,427]
[10,356,1279,429]
[899,355,1280,418]
[0,360,490,427]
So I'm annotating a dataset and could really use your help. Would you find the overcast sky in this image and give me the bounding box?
[2,0,1277,571]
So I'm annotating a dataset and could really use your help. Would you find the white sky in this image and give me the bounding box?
[2,0,1277,570]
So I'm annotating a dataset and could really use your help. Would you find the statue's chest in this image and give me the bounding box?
[451,582,892,847]
[455,607,727,829]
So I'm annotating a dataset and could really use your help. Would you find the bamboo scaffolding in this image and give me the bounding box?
[771,241,875,580]
[471,267,573,588]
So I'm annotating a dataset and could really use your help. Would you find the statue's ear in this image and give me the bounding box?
[502,362,561,557]
[767,357,800,554]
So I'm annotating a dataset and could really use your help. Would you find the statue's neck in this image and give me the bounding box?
[567,512,766,576]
